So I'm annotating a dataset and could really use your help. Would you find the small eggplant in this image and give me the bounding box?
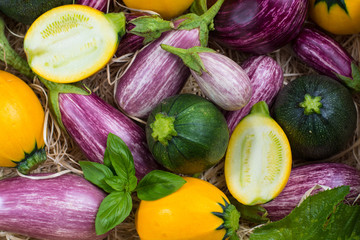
[161,45,252,111]
[210,0,308,54]
[114,0,224,119]
[262,163,360,221]
[0,173,107,240]
[40,78,160,179]
[292,27,360,92]
[77,0,108,12]
[226,55,283,133]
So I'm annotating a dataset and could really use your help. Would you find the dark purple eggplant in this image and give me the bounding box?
[292,27,360,92]
[262,163,360,221]
[226,55,283,133]
[77,0,108,11]
[114,0,224,119]
[40,78,160,179]
[210,0,308,54]
[0,174,107,240]
[160,45,252,111]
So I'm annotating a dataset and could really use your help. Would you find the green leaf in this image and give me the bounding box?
[104,176,128,192]
[136,170,186,201]
[79,161,114,193]
[95,191,132,235]
[104,133,135,181]
[228,196,269,224]
[129,15,174,44]
[314,0,348,14]
[249,186,351,240]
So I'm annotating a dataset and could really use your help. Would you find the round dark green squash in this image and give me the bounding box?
[272,74,357,160]
[146,93,230,175]
[0,0,73,25]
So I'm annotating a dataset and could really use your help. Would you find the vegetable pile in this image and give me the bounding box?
[0,0,360,240]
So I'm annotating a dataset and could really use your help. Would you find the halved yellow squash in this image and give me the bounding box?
[225,101,292,205]
[24,4,125,83]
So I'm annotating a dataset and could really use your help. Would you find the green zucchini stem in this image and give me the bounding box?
[150,113,178,146]
[0,17,34,79]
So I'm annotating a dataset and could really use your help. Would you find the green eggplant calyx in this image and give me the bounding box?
[15,146,47,174]
[150,113,177,146]
[299,94,323,115]
[212,197,240,240]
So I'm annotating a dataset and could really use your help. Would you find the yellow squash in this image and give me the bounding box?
[122,0,195,20]
[0,70,46,173]
[135,177,240,240]
[309,0,360,35]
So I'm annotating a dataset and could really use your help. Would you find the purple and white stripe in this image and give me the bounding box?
[192,52,252,111]
[210,0,308,54]
[114,22,201,119]
[77,0,108,12]
[262,163,360,221]
[0,174,107,240]
[59,92,160,179]
[226,55,283,133]
[292,27,354,80]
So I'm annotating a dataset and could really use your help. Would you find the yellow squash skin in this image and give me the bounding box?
[135,177,240,240]
[309,0,360,35]
[122,0,195,20]
[0,71,46,173]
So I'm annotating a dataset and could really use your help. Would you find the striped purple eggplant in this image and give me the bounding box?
[0,174,107,240]
[116,13,147,57]
[225,55,283,133]
[114,0,224,119]
[292,27,360,92]
[161,45,252,111]
[210,0,308,54]
[262,163,360,221]
[77,0,108,11]
[58,92,160,179]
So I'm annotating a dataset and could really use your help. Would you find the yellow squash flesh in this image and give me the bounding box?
[0,71,45,172]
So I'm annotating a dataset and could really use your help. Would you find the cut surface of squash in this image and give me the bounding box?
[24,4,121,83]
[225,101,292,205]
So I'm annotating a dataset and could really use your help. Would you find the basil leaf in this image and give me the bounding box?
[79,161,114,193]
[95,191,132,235]
[136,170,186,201]
[104,133,135,180]
[249,186,350,240]
[104,175,138,193]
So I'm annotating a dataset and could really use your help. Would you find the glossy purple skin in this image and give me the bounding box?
[262,163,360,221]
[77,0,107,11]
[114,23,201,119]
[292,27,354,80]
[116,13,147,57]
[226,55,283,133]
[0,174,107,240]
[59,92,160,179]
[210,0,308,54]
[193,52,252,111]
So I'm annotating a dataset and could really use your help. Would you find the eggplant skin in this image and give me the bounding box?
[59,92,160,179]
[292,27,353,80]
[226,55,283,133]
[262,163,360,221]
[0,174,107,240]
[210,0,308,54]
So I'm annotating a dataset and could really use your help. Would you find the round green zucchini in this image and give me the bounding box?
[272,74,357,160]
[0,0,73,25]
[146,94,230,175]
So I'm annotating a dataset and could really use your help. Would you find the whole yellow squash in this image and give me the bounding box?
[0,70,46,173]
[309,0,360,35]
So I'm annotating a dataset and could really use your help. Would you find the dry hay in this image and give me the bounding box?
[0,1,359,240]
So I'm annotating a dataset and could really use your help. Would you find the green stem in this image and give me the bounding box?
[249,101,271,117]
[38,76,90,131]
[160,44,216,75]
[16,146,47,174]
[0,17,34,79]
[337,62,360,93]
[190,0,209,16]
[150,113,177,146]
[105,12,126,39]
[176,0,224,46]
[299,94,322,115]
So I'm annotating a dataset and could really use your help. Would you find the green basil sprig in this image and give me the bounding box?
[79,133,186,235]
